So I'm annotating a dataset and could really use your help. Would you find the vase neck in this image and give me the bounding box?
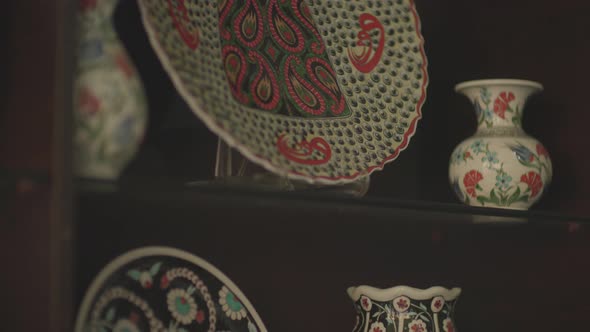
[456,83,541,133]
[79,0,118,20]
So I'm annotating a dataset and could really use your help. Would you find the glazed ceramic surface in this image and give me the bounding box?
[348,285,460,332]
[74,0,148,180]
[137,0,428,184]
[449,79,552,210]
[75,247,267,332]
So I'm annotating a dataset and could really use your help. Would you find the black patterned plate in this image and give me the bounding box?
[75,247,267,332]
[138,0,428,183]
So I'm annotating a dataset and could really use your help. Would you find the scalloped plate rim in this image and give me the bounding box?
[136,0,429,185]
[74,246,268,332]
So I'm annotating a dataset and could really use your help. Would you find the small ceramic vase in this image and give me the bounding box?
[449,79,552,210]
[73,0,147,180]
[348,285,461,332]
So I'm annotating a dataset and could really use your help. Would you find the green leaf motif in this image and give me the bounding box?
[150,262,162,276]
[489,189,501,205]
[419,303,428,311]
[127,269,141,280]
[507,186,521,203]
[476,195,487,206]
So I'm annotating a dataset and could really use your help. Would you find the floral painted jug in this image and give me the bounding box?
[348,285,461,332]
[73,0,147,180]
[449,79,552,210]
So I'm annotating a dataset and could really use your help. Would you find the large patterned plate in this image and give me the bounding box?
[75,247,267,332]
[138,0,428,183]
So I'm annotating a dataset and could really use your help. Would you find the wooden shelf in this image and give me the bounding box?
[75,182,590,332]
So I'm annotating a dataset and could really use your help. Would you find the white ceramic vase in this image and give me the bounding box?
[348,285,461,332]
[73,0,148,180]
[449,79,552,210]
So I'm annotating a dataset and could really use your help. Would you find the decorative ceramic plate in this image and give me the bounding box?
[138,0,428,183]
[75,247,267,332]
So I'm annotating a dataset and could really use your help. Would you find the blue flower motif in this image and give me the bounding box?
[452,150,463,164]
[79,38,104,61]
[473,99,483,118]
[484,109,494,122]
[115,115,136,146]
[509,144,534,164]
[452,178,465,202]
[480,87,491,104]
[470,140,485,154]
[495,173,512,190]
[482,151,499,167]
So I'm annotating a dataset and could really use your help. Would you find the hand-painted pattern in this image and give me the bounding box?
[138,0,427,181]
[78,252,265,332]
[352,294,458,332]
[74,0,147,180]
[473,87,524,127]
[450,81,552,209]
[218,0,350,118]
[451,139,552,207]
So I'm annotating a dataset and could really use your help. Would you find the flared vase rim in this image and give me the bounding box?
[347,285,462,302]
[455,79,543,92]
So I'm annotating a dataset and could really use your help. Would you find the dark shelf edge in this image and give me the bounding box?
[74,178,590,225]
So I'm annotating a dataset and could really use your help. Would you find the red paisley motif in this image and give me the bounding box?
[168,0,200,50]
[284,55,326,115]
[277,134,332,165]
[218,0,234,40]
[233,0,264,48]
[217,0,350,118]
[520,171,543,198]
[268,0,305,53]
[222,45,249,104]
[292,0,325,54]
[348,13,385,73]
[306,57,346,115]
[463,170,483,198]
[248,51,281,110]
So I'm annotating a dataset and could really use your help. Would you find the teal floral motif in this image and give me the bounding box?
[167,288,198,325]
[481,151,499,169]
[475,167,530,207]
[451,148,473,165]
[480,87,491,105]
[470,140,485,154]
[127,262,161,289]
[495,173,512,190]
[483,108,494,123]
[219,286,247,320]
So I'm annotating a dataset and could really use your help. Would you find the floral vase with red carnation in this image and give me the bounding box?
[73,0,148,180]
[449,79,552,210]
